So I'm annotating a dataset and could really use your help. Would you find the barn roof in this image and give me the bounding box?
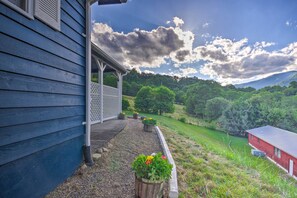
[246,126,297,158]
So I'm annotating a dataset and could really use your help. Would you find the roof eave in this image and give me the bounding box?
[91,43,127,74]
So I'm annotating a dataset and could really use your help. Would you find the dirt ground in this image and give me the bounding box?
[47,119,164,198]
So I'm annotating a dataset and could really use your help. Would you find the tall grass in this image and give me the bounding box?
[125,110,297,197]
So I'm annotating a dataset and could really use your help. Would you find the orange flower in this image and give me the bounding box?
[145,160,152,165]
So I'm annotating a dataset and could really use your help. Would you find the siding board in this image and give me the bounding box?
[0,71,84,95]
[0,4,85,55]
[0,136,84,198]
[0,17,85,66]
[0,90,85,108]
[0,126,84,166]
[0,0,87,196]
[0,52,85,85]
[0,116,84,147]
[61,0,85,26]
[60,21,86,47]
[0,106,85,127]
[61,9,85,36]
[0,33,85,75]
[66,0,86,18]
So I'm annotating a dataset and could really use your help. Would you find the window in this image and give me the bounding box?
[34,0,61,31]
[257,138,260,144]
[274,147,281,158]
[2,0,34,19]
[2,0,61,31]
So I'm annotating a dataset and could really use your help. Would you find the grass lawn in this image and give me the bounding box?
[125,109,297,197]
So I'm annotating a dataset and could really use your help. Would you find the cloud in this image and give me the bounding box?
[143,70,155,74]
[92,18,194,69]
[197,37,297,84]
[202,22,209,28]
[92,17,297,84]
[286,20,292,26]
[180,67,197,76]
[92,22,186,68]
[173,17,184,27]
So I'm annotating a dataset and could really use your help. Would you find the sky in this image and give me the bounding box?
[91,0,297,85]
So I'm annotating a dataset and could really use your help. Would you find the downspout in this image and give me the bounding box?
[83,0,94,166]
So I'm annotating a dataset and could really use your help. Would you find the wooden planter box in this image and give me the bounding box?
[135,177,164,198]
[143,124,154,132]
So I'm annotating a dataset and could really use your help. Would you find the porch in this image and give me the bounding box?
[89,43,127,125]
[91,119,127,152]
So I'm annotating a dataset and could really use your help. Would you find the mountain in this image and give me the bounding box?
[235,71,297,89]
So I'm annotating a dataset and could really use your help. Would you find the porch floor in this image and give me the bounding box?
[91,119,127,152]
[46,119,165,198]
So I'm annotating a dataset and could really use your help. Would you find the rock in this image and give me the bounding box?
[113,182,120,187]
[81,164,87,170]
[96,148,103,154]
[93,153,102,161]
[103,147,109,152]
[107,143,113,148]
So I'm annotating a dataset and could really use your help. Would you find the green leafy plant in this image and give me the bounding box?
[142,117,157,126]
[132,153,173,181]
[118,112,125,120]
[122,98,130,110]
[178,117,186,123]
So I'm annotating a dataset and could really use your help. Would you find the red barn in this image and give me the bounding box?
[246,126,297,179]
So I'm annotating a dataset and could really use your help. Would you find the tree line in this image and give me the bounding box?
[107,69,297,135]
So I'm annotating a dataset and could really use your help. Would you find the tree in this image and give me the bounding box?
[134,86,154,113]
[122,98,130,110]
[153,86,175,115]
[185,83,222,117]
[205,97,230,120]
[134,86,175,115]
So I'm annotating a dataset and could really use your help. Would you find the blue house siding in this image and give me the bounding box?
[0,0,86,197]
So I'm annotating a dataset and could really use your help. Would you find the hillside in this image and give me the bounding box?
[235,71,297,89]
[123,109,297,197]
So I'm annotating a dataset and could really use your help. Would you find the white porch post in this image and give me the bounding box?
[97,60,106,123]
[117,72,123,114]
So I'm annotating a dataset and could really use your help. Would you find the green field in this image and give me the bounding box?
[123,96,297,197]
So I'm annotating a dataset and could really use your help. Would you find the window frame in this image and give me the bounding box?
[1,0,34,19]
[274,147,281,158]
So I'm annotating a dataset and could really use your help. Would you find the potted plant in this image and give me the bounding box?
[118,112,125,120]
[132,153,173,198]
[142,118,156,132]
[133,112,139,119]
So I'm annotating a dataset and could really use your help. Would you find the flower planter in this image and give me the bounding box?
[143,124,154,132]
[133,114,139,119]
[135,176,164,198]
[118,114,125,120]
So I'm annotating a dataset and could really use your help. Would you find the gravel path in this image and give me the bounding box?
[47,119,163,198]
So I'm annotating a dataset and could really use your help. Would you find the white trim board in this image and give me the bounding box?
[155,126,178,198]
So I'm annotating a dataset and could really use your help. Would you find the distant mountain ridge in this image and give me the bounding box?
[235,71,297,89]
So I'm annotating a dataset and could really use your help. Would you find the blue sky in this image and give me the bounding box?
[91,0,297,84]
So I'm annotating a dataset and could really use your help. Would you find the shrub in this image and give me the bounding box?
[178,117,186,123]
[122,98,130,110]
[132,153,173,181]
[118,112,125,120]
[142,117,157,126]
